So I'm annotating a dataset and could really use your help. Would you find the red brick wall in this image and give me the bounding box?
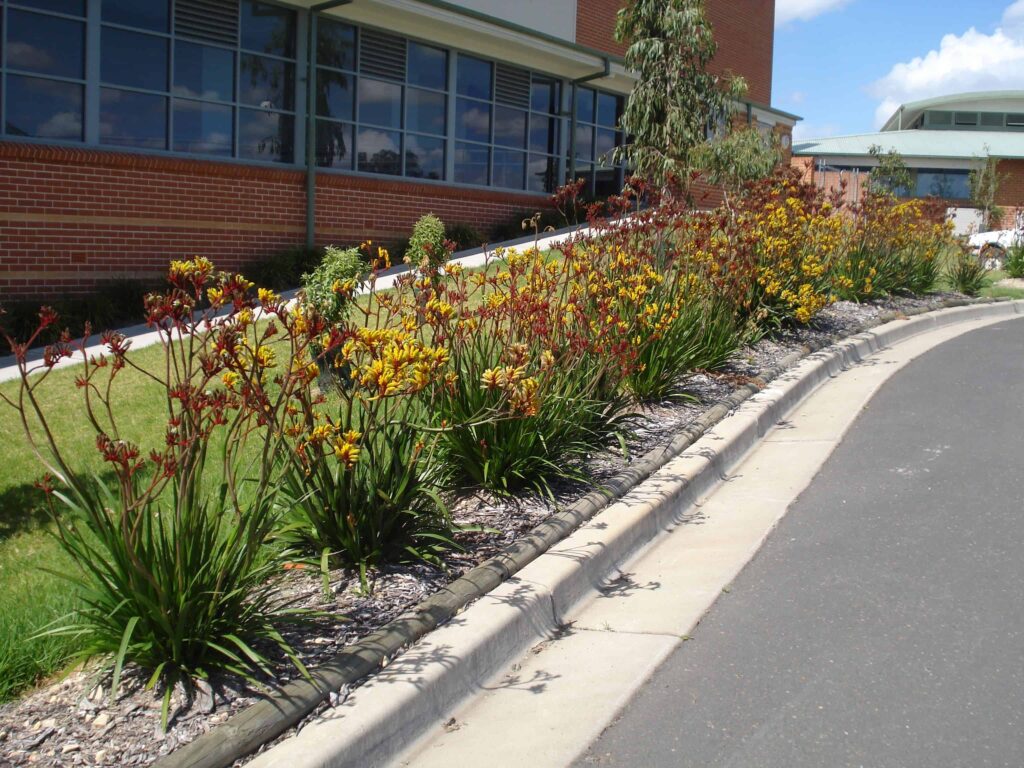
[996,160,1024,225]
[576,0,775,104]
[0,143,551,300]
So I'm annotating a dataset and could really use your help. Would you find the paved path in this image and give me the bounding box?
[577,317,1024,767]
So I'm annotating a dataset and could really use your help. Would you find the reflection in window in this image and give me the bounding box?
[241,0,296,58]
[528,155,557,193]
[456,98,490,143]
[174,42,234,102]
[457,56,492,100]
[493,149,525,189]
[357,128,401,175]
[239,109,294,162]
[101,27,169,91]
[454,142,488,185]
[494,106,527,148]
[318,18,356,71]
[406,88,445,136]
[406,134,444,180]
[408,43,447,90]
[8,9,85,79]
[571,87,624,196]
[318,71,354,121]
[240,54,295,110]
[316,121,353,169]
[359,78,402,129]
[5,74,83,139]
[16,0,85,14]
[102,0,168,33]
[174,100,233,155]
[100,88,167,149]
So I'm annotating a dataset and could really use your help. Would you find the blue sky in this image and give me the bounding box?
[773,0,1024,140]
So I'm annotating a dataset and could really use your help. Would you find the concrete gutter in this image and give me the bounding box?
[155,297,1022,768]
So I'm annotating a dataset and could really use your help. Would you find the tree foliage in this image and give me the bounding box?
[969,154,1006,230]
[613,0,747,193]
[692,126,781,206]
[868,144,913,196]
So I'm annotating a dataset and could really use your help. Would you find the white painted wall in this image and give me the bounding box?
[445,0,576,42]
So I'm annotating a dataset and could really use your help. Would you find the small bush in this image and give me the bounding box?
[0,280,150,348]
[1005,242,1024,279]
[249,245,325,290]
[301,245,366,327]
[406,214,448,269]
[446,222,485,252]
[948,249,987,296]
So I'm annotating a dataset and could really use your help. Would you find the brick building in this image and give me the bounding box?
[793,91,1024,231]
[0,0,794,298]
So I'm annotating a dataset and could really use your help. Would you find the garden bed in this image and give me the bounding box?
[0,291,967,768]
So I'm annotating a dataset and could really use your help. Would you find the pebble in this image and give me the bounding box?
[92,713,110,728]
[94,749,108,763]
[61,743,80,754]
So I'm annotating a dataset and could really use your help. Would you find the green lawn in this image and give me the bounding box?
[980,269,1024,300]
[0,340,168,701]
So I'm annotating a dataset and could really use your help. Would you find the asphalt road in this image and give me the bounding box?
[576,317,1024,768]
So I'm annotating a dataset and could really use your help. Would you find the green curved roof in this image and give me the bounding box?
[793,129,1024,160]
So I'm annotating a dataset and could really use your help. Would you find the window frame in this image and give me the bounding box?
[0,3,634,197]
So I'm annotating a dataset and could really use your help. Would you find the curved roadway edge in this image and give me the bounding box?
[237,300,1024,768]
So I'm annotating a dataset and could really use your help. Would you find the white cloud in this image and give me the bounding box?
[792,121,842,141]
[776,0,853,27]
[790,90,807,105]
[869,1,1024,127]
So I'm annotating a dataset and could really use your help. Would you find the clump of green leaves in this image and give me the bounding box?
[969,154,1007,231]
[406,214,449,269]
[1005,241,1024,279]
[868,145,913,196]
[613,0,746,194]
[301,245,366,327]
[948,248,987,296]
[693,126,781,210]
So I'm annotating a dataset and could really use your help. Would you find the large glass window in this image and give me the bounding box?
[4,4,86,140]
[570,86,624,197]
[314,21,447,179]
[1,11,634,197]
[99,0,170,149]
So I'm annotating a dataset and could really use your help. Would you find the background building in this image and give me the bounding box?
[793,91,1024,230]
[1,0,793,298]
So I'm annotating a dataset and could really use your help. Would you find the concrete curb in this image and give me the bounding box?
[157,297,1022,768]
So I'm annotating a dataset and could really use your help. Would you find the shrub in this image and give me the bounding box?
[1005,242,1024,279]
[406,214,448,269]
[446,222,485,252]
[301,245,367,327]
[0,262,313,726]
[249,245,325,290]
[947,248,987,296]
[0,280,151,349]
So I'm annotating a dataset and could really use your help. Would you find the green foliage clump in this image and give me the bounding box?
[868,145,913,197]
[693,126,781,208]
[406,214,449,269]
[445,222,485,251]
[948,249,988,296]
[249,245,325,290]
[301,245,366,327]
[1004,241,1024,279]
